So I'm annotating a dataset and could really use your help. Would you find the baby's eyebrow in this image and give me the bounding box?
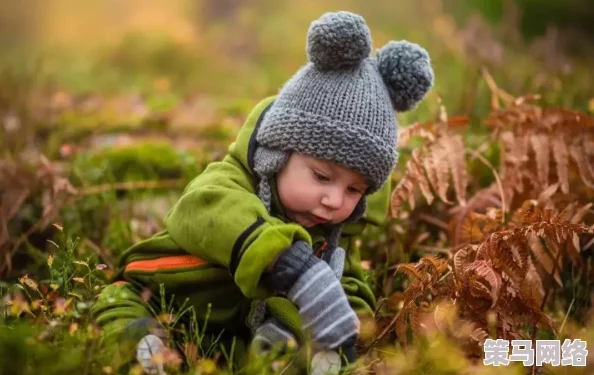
[313,159,335,173]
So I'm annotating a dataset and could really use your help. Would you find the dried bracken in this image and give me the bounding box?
[385,202,592,356]
[392,105,469,217]
[386,73,594,359]
[0,157,77,275]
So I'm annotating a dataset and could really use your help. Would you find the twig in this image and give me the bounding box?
[411,245,453,258]
[559,298,575,334]
[77,178,185,196]
[1,216,56,275]
[81,238,114,270]
[481,66,515,108]
[418,213,449,231]
[367,306,406,351]
[466,148,506,223]
[2,178,185,277]
[583,235,594,251]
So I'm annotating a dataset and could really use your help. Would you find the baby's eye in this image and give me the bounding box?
[313,171,330,182]
[347,186,363,194]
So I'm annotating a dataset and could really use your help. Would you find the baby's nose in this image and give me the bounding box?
[321,188,344,209]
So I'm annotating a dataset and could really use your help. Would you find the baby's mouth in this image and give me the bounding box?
[309,214,329,224]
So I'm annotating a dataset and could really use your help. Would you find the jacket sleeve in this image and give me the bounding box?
[92,282,153,341]
[339,236,376,314]
[91,231,185,340]
[164,155,312,300]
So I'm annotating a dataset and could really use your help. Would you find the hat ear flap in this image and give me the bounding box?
[344,196,367,223]
[376,40,434,112]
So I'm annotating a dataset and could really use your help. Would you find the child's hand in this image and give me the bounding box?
[251,316,298,356]
[311,350,342,375]
[270,241,359,351]
[321,246,345,280]
[136,334,165,375]
[123,317,168,374]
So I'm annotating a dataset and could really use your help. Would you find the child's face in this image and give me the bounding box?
[276,153,368,228]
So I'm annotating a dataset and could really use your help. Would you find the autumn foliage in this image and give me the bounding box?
[383,74,594,362]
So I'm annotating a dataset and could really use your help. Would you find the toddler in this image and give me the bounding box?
[92,10,433,374]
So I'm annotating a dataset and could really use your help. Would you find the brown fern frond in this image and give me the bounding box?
[431,138,453,203]
[409,308,423,334]
[488,233,526,284]
[391,116,471,217]
[395,307,410,346]
[419,256,448,279]
[458,213,488,245]
[569,140,594,189]
[551,136,570,193]
[499,132,522,210]
[464,260,501,306]
[453,245,476,279]
[390,174,415,218]
[395,263,426,284]
[422,151,439,197]
[456,209,505,246]
[475,237,493,261]
[528,230,562,286]
[469,326,489,345]
[521,255,545,307]
[443,135,468,206]
[448,184,502,245]
[402,284,423,306]
[411,149,434,205]
[536,183,559,206]
[397,122,436,146]
[569,203,592,224]
[530,133,551,187]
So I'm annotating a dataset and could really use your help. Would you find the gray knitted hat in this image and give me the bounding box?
[253,11,434,245]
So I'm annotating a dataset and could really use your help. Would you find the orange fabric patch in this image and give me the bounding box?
[125,255,207,272]
[314,241,329,258]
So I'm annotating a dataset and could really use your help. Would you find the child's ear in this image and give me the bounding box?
[376,40,434,112]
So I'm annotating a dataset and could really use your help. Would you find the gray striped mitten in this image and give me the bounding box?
[270,241,359,350]
[251,316,298,356]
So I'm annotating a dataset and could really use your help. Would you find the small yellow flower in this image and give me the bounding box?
[128,364,143,375]
[19,275,39,291]
[69,322,79,335]
[151,352,164,365]
[196,358,217,374]
[286,338,297,350]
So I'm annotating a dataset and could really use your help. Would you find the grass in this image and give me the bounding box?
[1,0,594,374]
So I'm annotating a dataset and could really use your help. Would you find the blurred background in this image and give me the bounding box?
[1,0,593,121]
[1,0,593,277]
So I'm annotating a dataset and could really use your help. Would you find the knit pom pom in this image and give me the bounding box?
[307,11,371,70]
[376,40,434,112]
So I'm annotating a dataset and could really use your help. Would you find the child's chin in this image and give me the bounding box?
[298,220,317,228]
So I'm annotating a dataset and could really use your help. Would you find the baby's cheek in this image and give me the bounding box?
[281,183,314,210]
[341,198,361,219]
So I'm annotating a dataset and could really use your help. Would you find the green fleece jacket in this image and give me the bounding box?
[91,96,390,349]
